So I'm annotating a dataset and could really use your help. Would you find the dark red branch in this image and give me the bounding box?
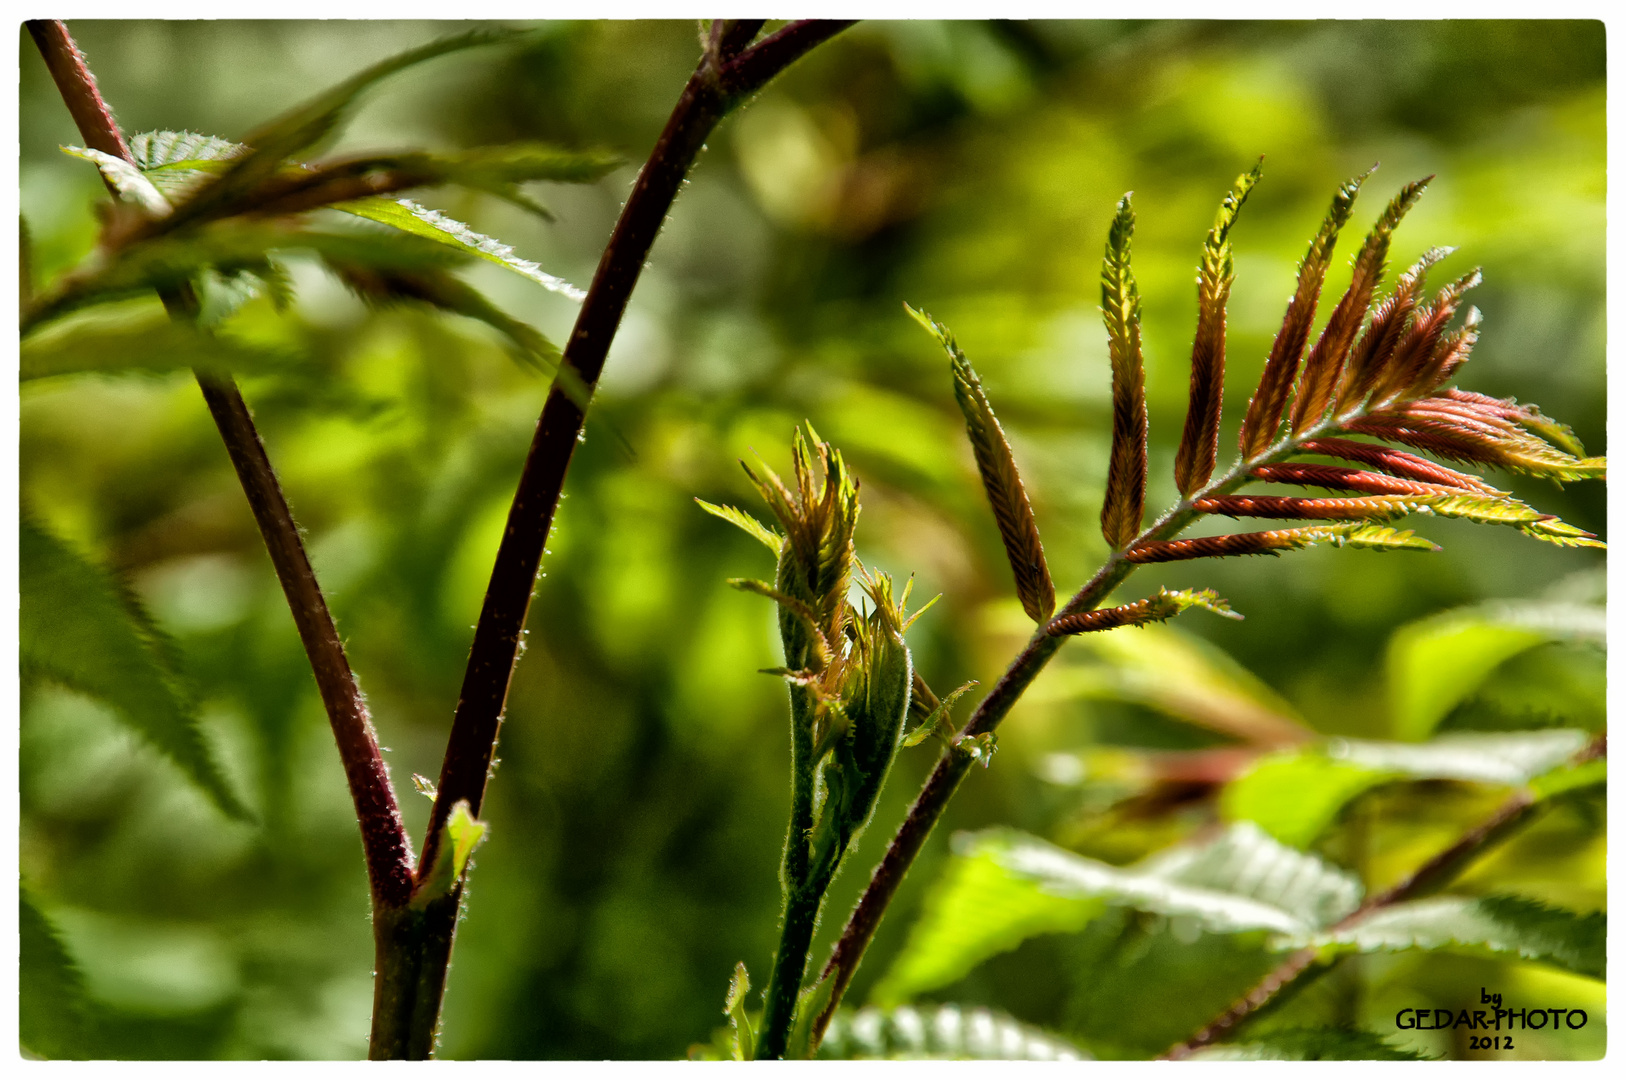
[421,19,855,873]
[27,20,414,909]
[1161,732,1605,1059]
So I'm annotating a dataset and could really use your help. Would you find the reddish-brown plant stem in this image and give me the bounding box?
[381,20,852,1058]
[421,18,854,872]
[812,556,1134,1038]
[26,19,415,909]
[1161,732,1605,1059]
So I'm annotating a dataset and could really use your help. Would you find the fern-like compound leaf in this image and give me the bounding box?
[908,304,1054,620]
[1291,175,1430,431]
[20,518,249,820]
[1175,160,1262,494]
[339,198,587,299]
[1239,172,1364,458]
[819,1005,1086,1060]
[1099,195,1149,548]
[696,498,784,556]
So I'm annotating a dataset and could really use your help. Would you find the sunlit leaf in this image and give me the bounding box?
[1529,756,1605,802]
[819,1004,1086,1060]
[695,498,784,557]
[20,307,294,381]
[20,886,88,1060]
[1313,895,1604,979]
[1388,600,1604,740]
[171,29,522,225]
[1039,623,1310,747]
[872,835,1102,1005]
[412,799,488,908]
[337,197,586,299]
[1224,730,1592,848]
[20,518,249,820]
[1190,1028,1430,1060]
[724,962,755,1061]
[968,824,1361,938]
[1222,754,1391,849]
[62,146,171,217]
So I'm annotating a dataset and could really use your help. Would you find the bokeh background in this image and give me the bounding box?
[19,20,1605,1059]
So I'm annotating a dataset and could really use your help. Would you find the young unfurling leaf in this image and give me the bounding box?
[1290,175,1429,432]
[1100,195,1148,548]
[1238,172,1364,458]
[902,679,978,748]
[1126,522,1438,563]
[1047,588,1240,636]
[1175,160,1261,495]
[411,799,488,908]
[1249,462,1483,499]
[907,304,1054,620]
[1334,245,1451,411]
[1297,438,1503,493]
[157,29,523,232]
[724,962,756,1061]
[696,498,785,556]
[1371,268,1482,405]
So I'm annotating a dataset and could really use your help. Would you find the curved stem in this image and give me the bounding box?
[26,20,414,911]
[810,406,1406,1045]
[392,20,854,1058]
[1161,732,1604,1059]
[758,689,819,1058]
[422,16,855,871]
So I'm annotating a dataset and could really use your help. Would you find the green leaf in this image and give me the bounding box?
[322,257,565,375]
[62,146,171,216]
[20,518,249,819]
[1529,755,1605,801]
[1420,492,1561,526]
[818,1005,1086,1060]
[1138,822,1363,929]
[1327,729,1590,783]
[1322,522,1440,552]
[1041,623,1310,747]
[181,29,522,221]
[695,498,784,556]
[411,799,488,908]
[129,129,245,170]
[786,970,837,1060]
[1314,895,1604,979]
[1222,754,1390,849]
[872,834,1102,1005]
[1190,1028,1431,1060]
[901,679,977,748]
[20,886,89,1060]
[1224,730,1592,848]
[336,197,585,299]
[1388,600,1604,740]
[127,130,245,204]
[20,307,294,381]
[724,962,755,1061]
[965,824,1360,939]
[24,221,469,334]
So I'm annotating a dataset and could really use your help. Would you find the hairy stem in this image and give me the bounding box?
[391,20,854,1057]
[423,16,854,866]
[26,20,414,913]
[1161,732,1604,1058]
[759,683,848,1058]
[810,401,1421,1045]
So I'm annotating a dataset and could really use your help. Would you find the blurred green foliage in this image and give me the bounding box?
[19,20,1603,1059]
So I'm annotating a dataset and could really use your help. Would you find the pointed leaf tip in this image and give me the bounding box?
[1100,192,1148,548]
